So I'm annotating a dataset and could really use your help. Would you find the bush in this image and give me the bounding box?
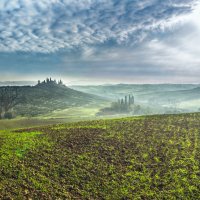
[4,112,14,119]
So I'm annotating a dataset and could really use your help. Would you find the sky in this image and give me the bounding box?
[0,0,200,85]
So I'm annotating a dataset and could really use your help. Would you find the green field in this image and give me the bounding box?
[0,113,200,199]
[0,103,118,130]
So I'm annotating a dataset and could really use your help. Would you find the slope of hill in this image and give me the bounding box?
[0,113,199,199]
[71,84,200,112]
[0,81,36,86]
[137,86,200,113]
[0,82,107,117]
[71,84,199,100]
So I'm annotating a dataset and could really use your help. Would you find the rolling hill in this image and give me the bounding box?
[0,81,36,86]
[0,82,107,117]
[71,84,199,100]
[71,84,200,112]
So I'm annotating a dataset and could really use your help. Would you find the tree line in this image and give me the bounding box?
[37,78,63,85]
[97,95,135,115]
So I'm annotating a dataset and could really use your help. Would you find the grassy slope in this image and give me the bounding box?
[0,118,69,130]
[0,84,107,117]
[0,103,111,130]
[0,113,200,199]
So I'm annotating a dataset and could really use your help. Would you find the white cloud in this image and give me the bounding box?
[0,0,198,53]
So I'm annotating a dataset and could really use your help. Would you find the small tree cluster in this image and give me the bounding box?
[97,94,135,115]
[37,78,63,86]
[111,95,134,112]
[118,95,134,107]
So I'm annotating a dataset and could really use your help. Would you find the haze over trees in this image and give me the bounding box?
[97,95,135,115]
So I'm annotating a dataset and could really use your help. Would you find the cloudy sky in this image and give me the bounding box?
[0,0,200,84]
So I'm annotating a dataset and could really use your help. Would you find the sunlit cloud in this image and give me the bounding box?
[0,0,200,83]
[0,0,197,53]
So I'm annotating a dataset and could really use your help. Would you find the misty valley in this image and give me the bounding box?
[1,80,200,127]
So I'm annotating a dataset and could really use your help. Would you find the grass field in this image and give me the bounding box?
[0,118,68,130]
[0,103,119,130]
[0,113,200,199]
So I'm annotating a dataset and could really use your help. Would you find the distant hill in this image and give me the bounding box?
[2,83,200,117]
[71,84,200,113]
[0,81,36,86]
[137,86,200,104]
[70,84,199,100]
[0,81,106,117]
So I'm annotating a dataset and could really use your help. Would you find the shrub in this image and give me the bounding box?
[4,112,14,119]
